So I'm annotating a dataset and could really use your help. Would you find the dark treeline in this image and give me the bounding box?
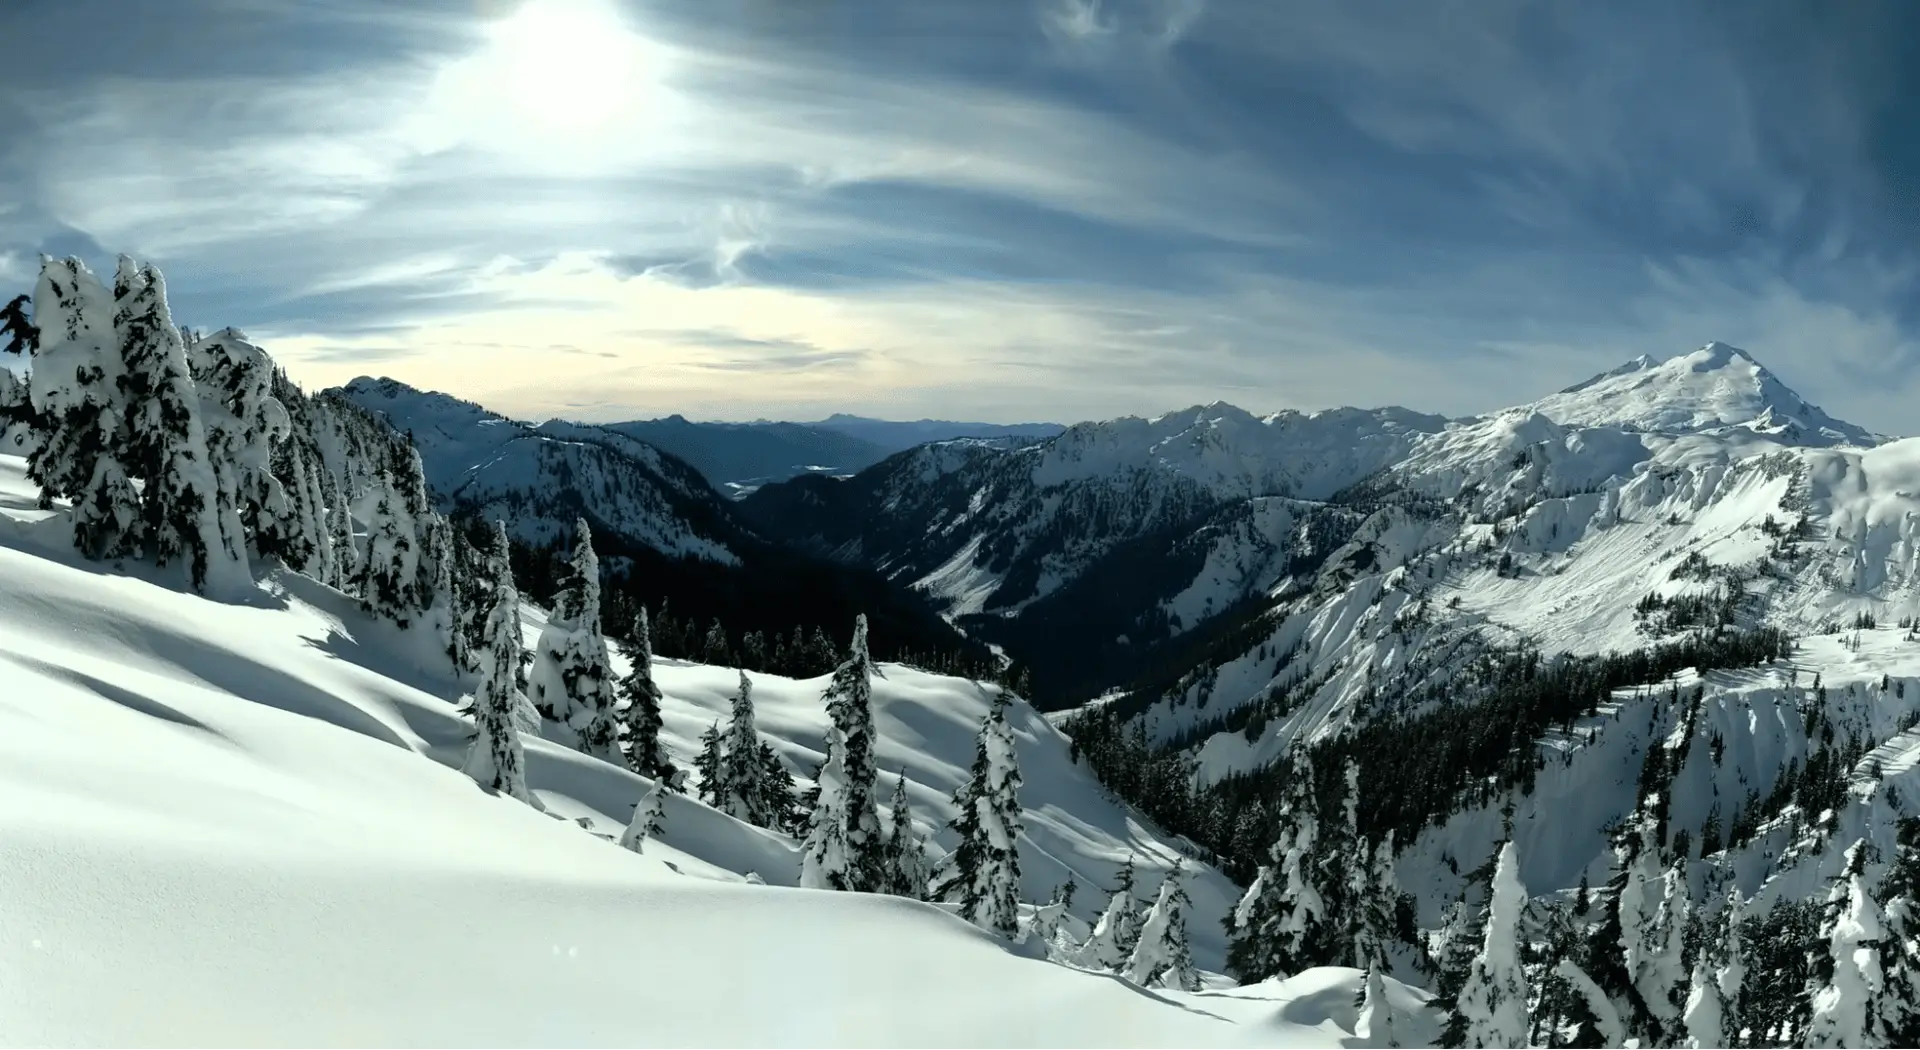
[1064,624,1797,882]
[473,511,1014,684]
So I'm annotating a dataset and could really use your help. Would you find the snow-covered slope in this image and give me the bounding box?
[0,451,1392,1047]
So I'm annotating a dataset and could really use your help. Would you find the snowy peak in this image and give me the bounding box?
[1528,342,1880,448]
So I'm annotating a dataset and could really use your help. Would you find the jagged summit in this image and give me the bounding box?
[1529,341,1881,447]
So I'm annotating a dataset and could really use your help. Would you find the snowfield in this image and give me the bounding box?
[0,452,1391,1047]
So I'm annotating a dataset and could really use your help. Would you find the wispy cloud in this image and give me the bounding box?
[1,0,1918,431]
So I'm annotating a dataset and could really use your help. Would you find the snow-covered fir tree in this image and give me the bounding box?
[798,735,854,890]
[527,519,618,761]
[881,771,928,900]
[110,258,241,594]
[325,468,357,592]
[713,671,785,828]
[1807,838,1891,1048]
[1878,818,1920,1046]
[354,467,420,624]
[1356,963,1402,1049]
[460,522,537,807]
[1630,852,1690,1039]
[276,439,328,580]
[1358,831,1401,971]
[187,326,292,575]
[1125,862,1201,991]
[1453,841,1529,1049]
[1224,746,1331,982]
[929,685,1024,938]
[617,606,679,787]
[1683,885,1744,1049]
[0,292,37,454]
[1080,858,1143,970]
[27,257,141,561]
[801,614,885,892]
[423,513,461,670]
[620,778,666,854]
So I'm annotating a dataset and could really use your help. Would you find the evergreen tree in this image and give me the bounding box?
[1357,963,1403,1049]
[460,522,537,807]
[617,606,679,787]
[1454,841,1530,1049]
[757,742,799,833]
[1684,885,1744,1049]
[695,721,724,806]
[798,738,854,890]
[527,519,619,761]
[27,256,141,561]
[1807,839,1890,1048]
[1878,818,1920,1045]
[424,512,461,670]
[326,468,357,592]
[186,325,291,574]
[620,778,666,854]
[1224,747,1331,982]
[715,670,786,828]
[111,258,240,593]
[0,296,37,453]
[354,468,423,625]
[801,614,885,892]
[279,440,330,580]
[930,686,1025,938]
[881,771,928,899]
[1357,830,1400,970]
[1126,862,1201,991]
[1080,858,1143,971]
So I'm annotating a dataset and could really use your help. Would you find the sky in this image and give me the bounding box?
[3,0,1920,430]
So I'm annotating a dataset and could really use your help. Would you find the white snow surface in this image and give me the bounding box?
[0,452,1389,1047]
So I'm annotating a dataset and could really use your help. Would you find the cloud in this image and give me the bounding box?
[3,0,1920,435]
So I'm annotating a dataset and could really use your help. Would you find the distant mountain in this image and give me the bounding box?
[811,414,1067,454]
[603,416,893,495]
[742,343,1888,710]
[333,377,989,668]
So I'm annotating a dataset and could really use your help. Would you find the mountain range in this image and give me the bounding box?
[328,340,1920,962]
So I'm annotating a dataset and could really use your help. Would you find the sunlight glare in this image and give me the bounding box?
[421,0,672,161]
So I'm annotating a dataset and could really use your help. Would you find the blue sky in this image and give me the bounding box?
[2,0,1918,430]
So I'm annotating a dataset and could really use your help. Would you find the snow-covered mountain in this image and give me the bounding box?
[0,450,1401,1046]
[337,376,739,560]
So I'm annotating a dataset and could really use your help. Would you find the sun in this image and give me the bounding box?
[422,0,668,156]
[485,0,646,134]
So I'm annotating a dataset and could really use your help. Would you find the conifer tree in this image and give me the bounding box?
[424,513,462,670]
[111,258,240,593]
[460,522,537,807]
[0,297,37,452]
[715,670,784,827]
[799,739,854,890]
[758,742,799,832]
[1807,839,1890,1048]
[1684,885,1744,1049]
[528,519,618,761]
[1357,963,1402,1049]
[355,467,423,625]
[801,614,884,891]
[929,686,1025,938]
[1126,862,1201,991]
[1454,841,1529,1049]
[880,771,928,899]
[620,778,666,854]
[1878,818,1920,1045]
[695,722,723,806]
[187,325,291,573]
[326,468,358,592]
[617,606,679,787]
[28,256,141,561]
[1081,858,1143,970]
[1225,747,1330,982]
[277,439,328,579]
